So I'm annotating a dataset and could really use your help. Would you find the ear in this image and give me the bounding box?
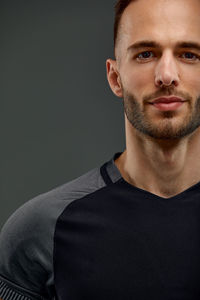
[106,59,123,98]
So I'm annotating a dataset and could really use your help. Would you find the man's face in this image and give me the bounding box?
[113,0,200,139]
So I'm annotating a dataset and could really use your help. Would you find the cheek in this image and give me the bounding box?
[184,73,200,92]
[123,69,153,93]
[124,70,154,99]
[180,69,200,101]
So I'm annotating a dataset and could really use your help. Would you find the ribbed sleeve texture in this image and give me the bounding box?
[0,279,33,300]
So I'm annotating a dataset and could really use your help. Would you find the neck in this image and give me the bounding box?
[115,121,200,199]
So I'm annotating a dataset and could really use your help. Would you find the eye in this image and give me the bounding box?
[136,51,155,60]
[181,52,200,61]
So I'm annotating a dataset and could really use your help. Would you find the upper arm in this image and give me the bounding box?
[0,195,55,300]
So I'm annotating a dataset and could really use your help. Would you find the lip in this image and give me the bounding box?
[151,96,185,104]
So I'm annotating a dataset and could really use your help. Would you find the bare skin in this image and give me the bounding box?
[106,0,200,199]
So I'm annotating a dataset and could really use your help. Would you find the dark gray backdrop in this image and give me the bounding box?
[1,0,125,229]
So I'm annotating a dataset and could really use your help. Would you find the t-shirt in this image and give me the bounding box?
[0,152,200,300]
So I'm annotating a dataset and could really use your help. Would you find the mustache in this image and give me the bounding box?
[143,87,193,103]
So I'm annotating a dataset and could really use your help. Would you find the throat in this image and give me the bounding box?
[124,170,184,199]
[114,147,200,199]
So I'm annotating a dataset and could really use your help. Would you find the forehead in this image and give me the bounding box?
[118,0,200,50]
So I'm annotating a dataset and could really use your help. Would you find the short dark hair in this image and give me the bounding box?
[114,0,135,49]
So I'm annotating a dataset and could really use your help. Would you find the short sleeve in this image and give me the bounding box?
[0,192,57,300]
[0,165,105,300]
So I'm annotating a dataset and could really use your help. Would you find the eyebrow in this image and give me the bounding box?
[127,40,200,52]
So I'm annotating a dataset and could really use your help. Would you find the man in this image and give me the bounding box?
[1,0,200,298]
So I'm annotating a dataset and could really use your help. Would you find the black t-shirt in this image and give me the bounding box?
[1,152,200,300]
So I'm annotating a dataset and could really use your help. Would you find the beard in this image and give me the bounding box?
[123,88,200,140]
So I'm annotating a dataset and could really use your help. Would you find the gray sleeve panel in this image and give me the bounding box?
[0,166,106,300]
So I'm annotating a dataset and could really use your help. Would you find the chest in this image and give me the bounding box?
[54,196,200,299]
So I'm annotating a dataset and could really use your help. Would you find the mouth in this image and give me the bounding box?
[149,96,186,111]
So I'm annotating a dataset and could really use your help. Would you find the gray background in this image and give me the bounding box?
[1,0,125,229]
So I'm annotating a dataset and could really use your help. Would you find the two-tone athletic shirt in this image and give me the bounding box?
[1,152,200,300]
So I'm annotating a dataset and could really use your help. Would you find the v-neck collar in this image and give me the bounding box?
[103,152,200,201]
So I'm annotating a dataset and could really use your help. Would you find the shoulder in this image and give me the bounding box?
[0,165,106,299]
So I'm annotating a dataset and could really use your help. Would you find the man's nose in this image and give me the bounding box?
[154,51,180,88]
